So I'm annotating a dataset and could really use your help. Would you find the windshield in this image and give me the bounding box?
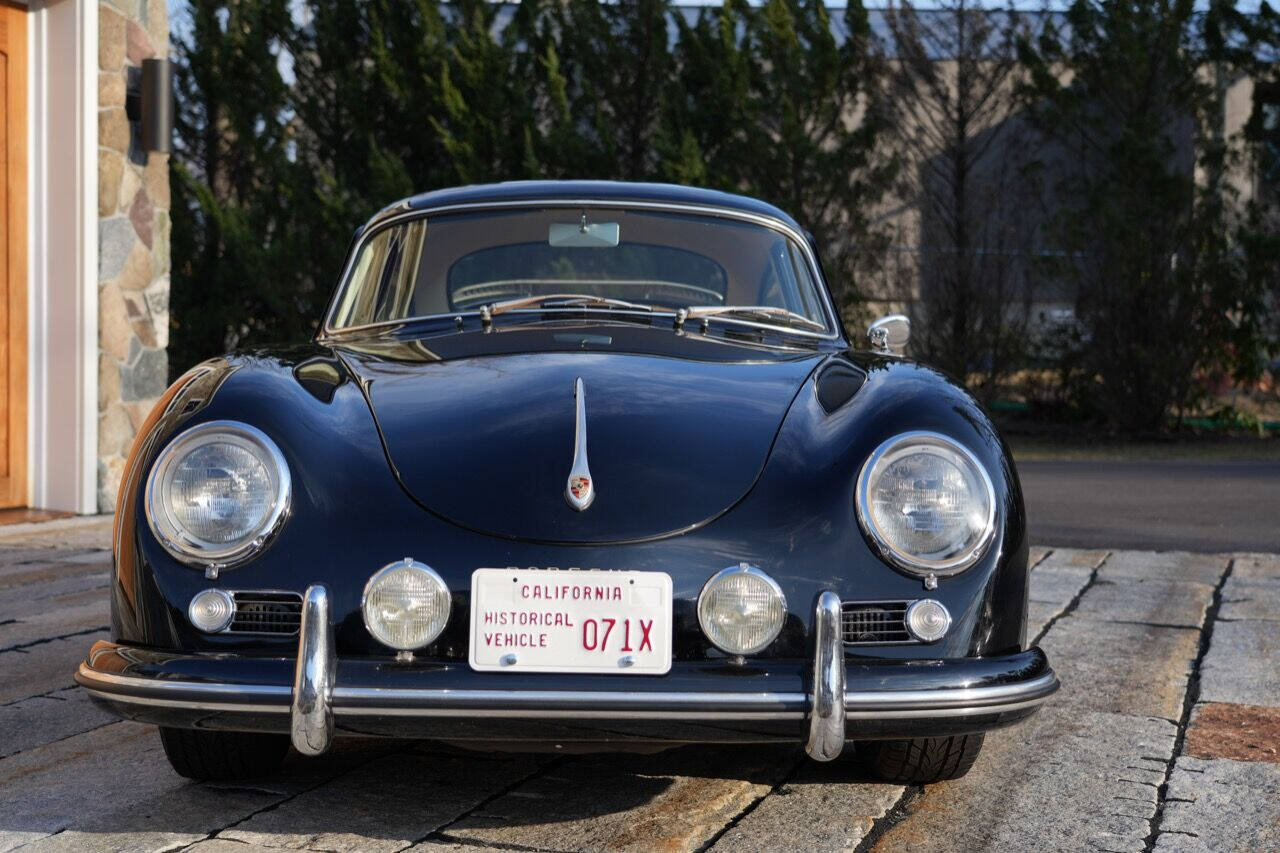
[327,207,834,333]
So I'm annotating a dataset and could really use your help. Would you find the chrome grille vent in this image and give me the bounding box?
[229,591,303,635]
[841,600,915,645]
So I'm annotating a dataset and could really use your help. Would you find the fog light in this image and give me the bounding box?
[188,588,235,633]
[905,599,951,643]
[362,559,451,651]
[697,564,787,655]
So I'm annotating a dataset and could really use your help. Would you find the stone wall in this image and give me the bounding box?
[97,0,170,512]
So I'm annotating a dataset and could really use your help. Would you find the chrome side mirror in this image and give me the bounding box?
[867,315,910,355]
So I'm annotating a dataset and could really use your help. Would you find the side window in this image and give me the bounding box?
[759,238,811,317]
[330,222,426,328]
[788,242,823,321]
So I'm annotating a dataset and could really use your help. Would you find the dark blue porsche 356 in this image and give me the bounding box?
[77,181,1057,783]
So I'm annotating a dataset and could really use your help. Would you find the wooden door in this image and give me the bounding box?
[0,3,25,508]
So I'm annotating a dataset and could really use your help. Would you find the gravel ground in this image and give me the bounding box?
[0,519,1277,852]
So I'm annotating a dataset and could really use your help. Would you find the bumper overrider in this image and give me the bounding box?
[77,585,1059,760]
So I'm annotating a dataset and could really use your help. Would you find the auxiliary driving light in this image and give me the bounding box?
[905,599,951,643]
[362,559,452,651]
[697,564,787,655]
[188,588,235,633]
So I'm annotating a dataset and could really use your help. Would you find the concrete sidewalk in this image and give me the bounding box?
[0,521,1276,852]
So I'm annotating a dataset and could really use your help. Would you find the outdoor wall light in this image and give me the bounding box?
[125,58,173,154]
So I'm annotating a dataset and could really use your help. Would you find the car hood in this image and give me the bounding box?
[339,345,823,543]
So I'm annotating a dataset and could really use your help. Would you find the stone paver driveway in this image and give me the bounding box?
[1,518,1277,852]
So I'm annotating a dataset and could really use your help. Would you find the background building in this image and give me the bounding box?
[1,0,169,517]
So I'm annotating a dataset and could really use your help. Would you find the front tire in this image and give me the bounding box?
[853,734,984,783]
[158,727,290,781]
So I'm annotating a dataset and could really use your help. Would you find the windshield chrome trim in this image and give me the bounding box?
[318,198,844,341]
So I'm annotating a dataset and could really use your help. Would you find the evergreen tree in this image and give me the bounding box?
[600,0,677,180]
[289,0,447,226]
[170,0,304,371]
[659,0,754,188]
[169,0,897,361]
[434,0,538,184]
[1019,0,1266,432]
[520,0,675,179]
[499,0,609,178]
[738,0,898,318]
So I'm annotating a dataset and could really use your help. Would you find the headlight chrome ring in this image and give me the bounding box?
[855,431,997,577]
[145,420,292,569]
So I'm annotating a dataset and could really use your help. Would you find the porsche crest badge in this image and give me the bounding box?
[565,378,595,511]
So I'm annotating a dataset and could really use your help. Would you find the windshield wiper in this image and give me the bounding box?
[480,293,656,328]
[676,305,828,334]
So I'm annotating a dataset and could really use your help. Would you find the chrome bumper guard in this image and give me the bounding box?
[805,591,846,761]
[78,586,1058,760]
[290,584,335,755]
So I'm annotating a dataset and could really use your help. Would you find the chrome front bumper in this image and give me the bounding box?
[77,584,1059,760]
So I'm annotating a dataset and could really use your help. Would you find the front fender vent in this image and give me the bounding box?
[815,363,866,413]
[841,600,916,645]
[229,591,303,635]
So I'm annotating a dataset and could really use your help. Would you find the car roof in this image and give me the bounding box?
[364,180,807,236]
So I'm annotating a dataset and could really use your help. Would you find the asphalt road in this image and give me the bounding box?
[1018,460,1280,553]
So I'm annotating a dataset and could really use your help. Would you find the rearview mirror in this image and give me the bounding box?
[867,314,910,355]
[549,222,620,248]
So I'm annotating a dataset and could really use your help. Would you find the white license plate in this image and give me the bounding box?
[468,568,673,675]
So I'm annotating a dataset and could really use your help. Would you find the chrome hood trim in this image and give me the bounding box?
[565,377,595,511]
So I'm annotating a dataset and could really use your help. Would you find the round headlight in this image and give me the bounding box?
[146,421,291,567]
[362,559,452,651]
[856,432,997,576]
[697,564,787,655]
[188,588,235,633]
[905,599,951,643]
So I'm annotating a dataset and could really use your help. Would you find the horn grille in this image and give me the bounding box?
[228,591,303,635]
[840,600,917,645]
